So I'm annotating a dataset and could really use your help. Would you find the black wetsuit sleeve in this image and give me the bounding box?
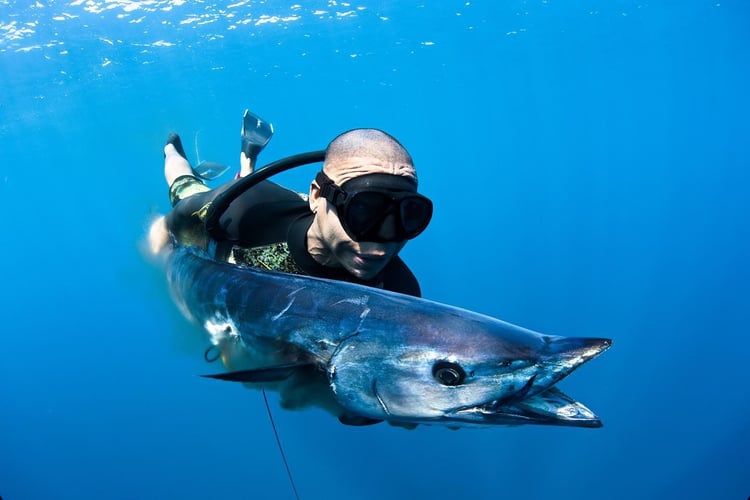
[217,181,310,246]
[381,257,422,297]
[165,179,309,250]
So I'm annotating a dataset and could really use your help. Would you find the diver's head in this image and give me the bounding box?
[307,129,433,280]
[322,128,417,184]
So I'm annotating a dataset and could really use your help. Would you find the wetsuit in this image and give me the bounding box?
[165,176,422,297]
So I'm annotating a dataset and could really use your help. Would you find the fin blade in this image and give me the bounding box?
[194,160,231,180]
[241,109,274,160]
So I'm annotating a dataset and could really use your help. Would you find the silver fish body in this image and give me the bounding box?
[166,246,610,428]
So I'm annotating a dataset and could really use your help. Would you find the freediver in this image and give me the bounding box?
[148,110,434,426]
[152,109,433,296]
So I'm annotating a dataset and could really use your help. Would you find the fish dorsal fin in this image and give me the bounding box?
[201,362,314,383]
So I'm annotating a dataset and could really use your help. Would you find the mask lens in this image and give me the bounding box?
[342,192,432,242]
[324,172,433,243]
[344,192,392,240]
[399,195,433,238]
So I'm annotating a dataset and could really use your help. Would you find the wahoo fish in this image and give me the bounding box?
[164,245,611,428]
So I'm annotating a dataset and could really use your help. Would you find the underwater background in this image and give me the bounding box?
[1,1,748,499]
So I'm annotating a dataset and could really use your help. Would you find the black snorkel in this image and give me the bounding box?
[204,150,326,240]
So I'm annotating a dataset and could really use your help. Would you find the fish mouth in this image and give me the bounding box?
[449,386,603,428]
[442,372,603,428]
[443,337,613,428]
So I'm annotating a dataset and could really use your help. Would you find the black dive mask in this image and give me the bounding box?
[315,171,433,243]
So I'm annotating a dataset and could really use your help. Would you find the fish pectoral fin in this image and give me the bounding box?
[337,414,384,426]
[201,362,315,383]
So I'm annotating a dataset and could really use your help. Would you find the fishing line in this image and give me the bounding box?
[262,389,300,500]
[194,130,203,164]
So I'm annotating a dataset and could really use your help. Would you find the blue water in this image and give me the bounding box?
[2,1,748,499]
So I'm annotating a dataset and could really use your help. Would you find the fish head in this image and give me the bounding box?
[328,315,611,427]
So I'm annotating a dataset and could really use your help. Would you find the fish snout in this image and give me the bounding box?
[520,336,612,396]
[544,336,612,362]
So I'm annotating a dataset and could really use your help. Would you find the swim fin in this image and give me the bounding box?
[241,108,274,162]
[166,132,228,180]
[190,130,232,180]
[165,132,188,159]
[193,160,231,180]
[169,109,273,181]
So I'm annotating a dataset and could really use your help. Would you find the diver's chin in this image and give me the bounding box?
[341,251,389,280]
[345,263,382,280]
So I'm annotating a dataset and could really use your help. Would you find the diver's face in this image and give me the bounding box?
[312,198,405,280]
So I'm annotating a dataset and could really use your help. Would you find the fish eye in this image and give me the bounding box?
[432,361,466,386]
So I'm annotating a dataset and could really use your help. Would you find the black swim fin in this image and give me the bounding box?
[241,109,274,161]
[165,132,188,159]
[193,160,231,180]
[201,361,314,383]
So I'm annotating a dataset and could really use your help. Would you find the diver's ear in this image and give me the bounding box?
[309,180,321,213]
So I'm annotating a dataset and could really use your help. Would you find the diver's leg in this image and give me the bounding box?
[150,133,194,256]
[239,152,253,178]
[164,133,194,185]
[163,133,211,207]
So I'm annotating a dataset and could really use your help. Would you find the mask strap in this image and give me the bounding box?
[316,171,348,204]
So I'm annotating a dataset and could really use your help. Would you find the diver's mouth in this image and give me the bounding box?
[353,253,388,267]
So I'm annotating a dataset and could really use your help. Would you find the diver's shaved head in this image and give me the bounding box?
[326,129,412,165]
[323,128,417,186]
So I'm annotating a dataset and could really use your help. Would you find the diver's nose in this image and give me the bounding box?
[377,212,399,241]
